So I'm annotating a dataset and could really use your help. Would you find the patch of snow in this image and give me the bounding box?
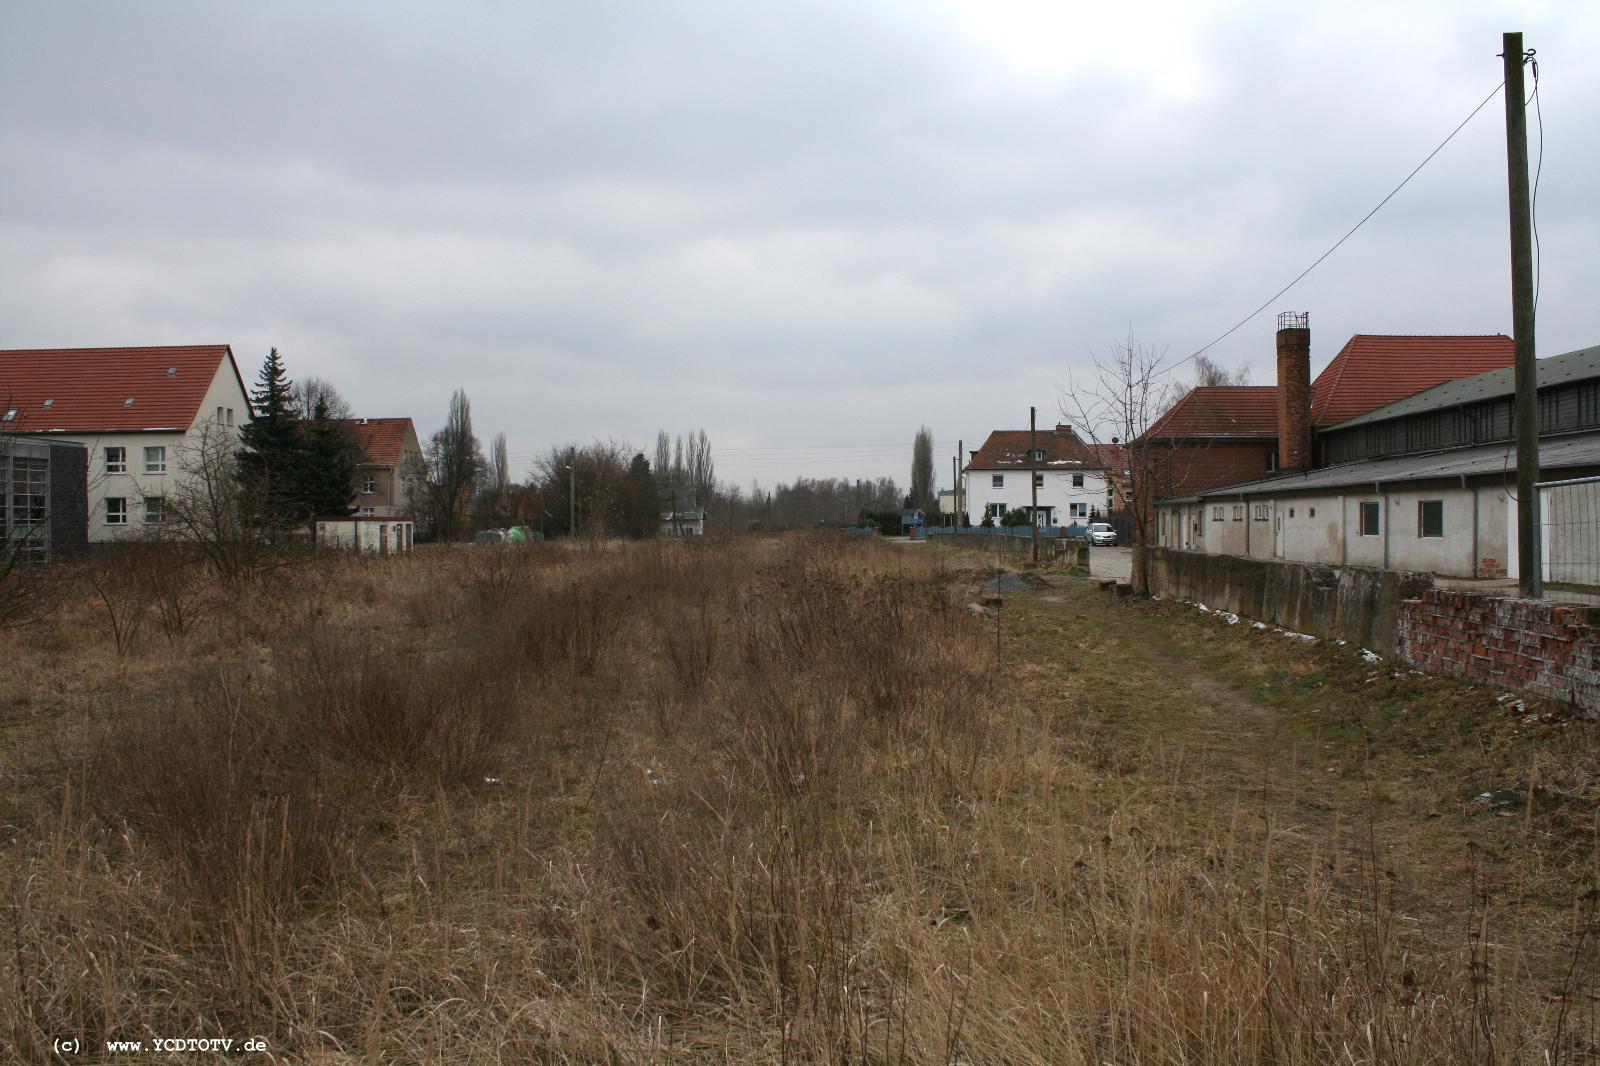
[1222,612,1240,625]
[1360,648,1381,663]
[1252,621,1267,630]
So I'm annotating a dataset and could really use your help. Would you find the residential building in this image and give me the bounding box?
[961,425,1113,527]
[1156,343,1600,579]
[1,435,88,563]
[1139,320,1516,498]
[0,345,251,542]
[337,417,423,517]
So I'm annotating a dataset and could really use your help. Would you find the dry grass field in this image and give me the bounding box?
[2,535,1598,1063]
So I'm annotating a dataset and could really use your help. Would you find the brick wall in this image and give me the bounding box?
[1398,590,1600,713]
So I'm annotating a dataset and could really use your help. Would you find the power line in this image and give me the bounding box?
[1161,78,1507,377]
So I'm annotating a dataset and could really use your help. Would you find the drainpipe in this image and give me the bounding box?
[1377,481,1390,570]
[1464,474,1478,578]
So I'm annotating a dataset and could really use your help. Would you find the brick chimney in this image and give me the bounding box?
[1275,311,1311,471]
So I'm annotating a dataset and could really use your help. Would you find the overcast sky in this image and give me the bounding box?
[2,1,1595,491]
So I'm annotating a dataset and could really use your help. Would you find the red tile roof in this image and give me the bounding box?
[337,417,417,467]
[966,428,1106,471]
[0,345,243,433]
[1145,386,1279,440]
[1310,335,1514,426]
[1085,442,1128,471]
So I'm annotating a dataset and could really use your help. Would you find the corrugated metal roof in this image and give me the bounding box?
[1177,432,1600,500]
[1328,343,1600,430]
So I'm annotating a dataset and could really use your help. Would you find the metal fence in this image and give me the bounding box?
[1539,474,1600,592]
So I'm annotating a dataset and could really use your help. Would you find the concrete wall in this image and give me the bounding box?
[1149,546,1433,655]
[1399,590,1600,714]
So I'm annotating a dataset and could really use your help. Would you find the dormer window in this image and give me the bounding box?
[165,367,177,377]
[42,399,53,409]
[1,409,16,422]
[123,397,135,407]
[1033,449,1045,461]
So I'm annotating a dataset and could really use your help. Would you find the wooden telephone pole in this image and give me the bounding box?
[1503,32,1540,597]
[1030,407,1039,564]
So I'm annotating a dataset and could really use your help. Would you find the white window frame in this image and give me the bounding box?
[1033,473,1044,488]
[144,496,165,524]
[1253,504,1269,521]
[105,497,128,525]
[144,446,166,474]
[362,476,377,494]
[1069,502,1088,518]
[105,446,126,474]
[1072,473,1085,487]
[991,474,1004,488]
[985,503,1006,520]
[1212,506,1224,521]
[1232,505,1244,522]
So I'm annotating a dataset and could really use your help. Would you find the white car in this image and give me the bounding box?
[1086,522,1117,546]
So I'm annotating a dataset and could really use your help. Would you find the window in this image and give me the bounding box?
[991,474,1004,488]
[1069,503,1088,518]
[985,503,1006,519]
[1288,507,1296,518]
[106,497,128,525]
[1418,500,1443,538]
[1232,505,1244,522]
[9,457,47,529]
[1359,501,1380,536]
[1212,506,1225,521]
[144,496,165,524]
[1033,473,1044,488]
[1253,504,1269,521]
[360,506,376,516]
[1309,507,1317,518]
[2,408,16,423]
[144,446,166,474]
[216,406,224,423]
[225,407,234,426]
[362,476,377,494]
[1072,473,1085,487]
[105,446,126,474]
[1033,449,1045,461]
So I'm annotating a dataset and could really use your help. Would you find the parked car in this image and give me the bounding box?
[1086,522,1117,546]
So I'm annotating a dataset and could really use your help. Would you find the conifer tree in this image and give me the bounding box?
[236,347,306,524]
[300,396,358,518]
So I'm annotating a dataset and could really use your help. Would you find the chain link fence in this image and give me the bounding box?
[1539,474,1600,594]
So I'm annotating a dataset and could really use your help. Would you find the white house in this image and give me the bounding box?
[0,345,252,542]
[660,509,706,536]
[961,425,1114,527]
[315,515,415,553]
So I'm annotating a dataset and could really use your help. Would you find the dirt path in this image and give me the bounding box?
[982,565,1600,993]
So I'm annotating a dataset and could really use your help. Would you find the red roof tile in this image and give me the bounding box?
[966,428,1106,471]
[337,417,417,467]
[1310,335,1513,426]
[0,345,243,433]
[1145,386,1279,440]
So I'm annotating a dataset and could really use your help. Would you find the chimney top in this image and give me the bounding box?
[1277,310,1310,331]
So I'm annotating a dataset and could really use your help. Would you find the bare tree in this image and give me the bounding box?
[653,431,671,502]
[686,429,715,507]
[290,375,353,421]
[1058,330,1182,596]
[1191,353,1251,388]
[910,426,935,514]
[163,422,286,587]
[422,389,484,542]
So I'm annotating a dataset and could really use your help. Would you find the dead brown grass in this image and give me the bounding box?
[0,536,1591,1062]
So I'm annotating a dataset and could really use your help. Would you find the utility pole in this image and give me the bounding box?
[1503,31,1540,597]
[568,461,576,539]
[1029,406,1039,564]
[950,455,958,528]
[957,438,964,528]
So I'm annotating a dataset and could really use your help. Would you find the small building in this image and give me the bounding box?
[1,435,88,563]
[315,515,416,554]
[660,509,706,536]
[337,417,425,517]
[900,508,925,536]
